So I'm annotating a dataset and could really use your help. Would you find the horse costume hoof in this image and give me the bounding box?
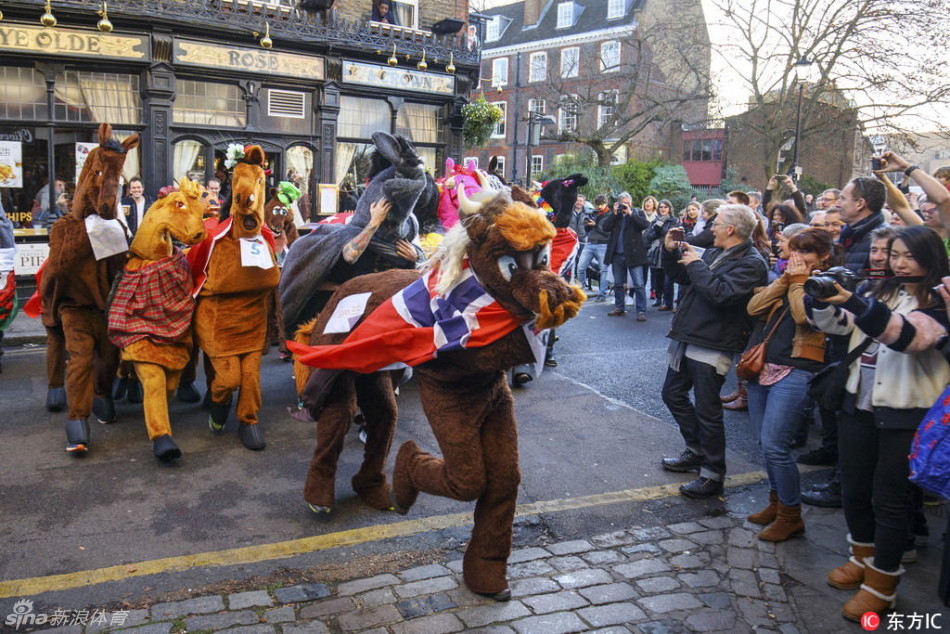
[239,424,266,450]
[153,434,182,462]
[92,396,116,424]
[126,380,144,404]
[476,589,511,602]
[513,372,532,386]
[65,419,90,455]
[176,382,201,403]
[307,503,332,514]
[46,387,67,412]
[208,399,231,432]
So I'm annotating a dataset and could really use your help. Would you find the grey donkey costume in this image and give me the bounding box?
[280,132,439,335]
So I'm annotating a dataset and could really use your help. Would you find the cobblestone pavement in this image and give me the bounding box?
[22,508,937,634]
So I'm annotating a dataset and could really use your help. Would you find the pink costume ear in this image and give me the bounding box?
[464,158,478,172]
[444,158,455,179]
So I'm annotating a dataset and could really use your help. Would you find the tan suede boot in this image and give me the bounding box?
[842,559,903,622]
[827,535,875,590]
[747,490,778,525]
[758,502,805,542]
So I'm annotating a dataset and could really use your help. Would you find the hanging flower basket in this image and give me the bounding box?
[462,97,504,149]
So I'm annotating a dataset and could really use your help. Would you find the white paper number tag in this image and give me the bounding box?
[239,237,274,269]
[323,292,372,334]
[85,214,129,261]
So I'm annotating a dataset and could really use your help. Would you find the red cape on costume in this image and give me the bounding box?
[186,217,275,297]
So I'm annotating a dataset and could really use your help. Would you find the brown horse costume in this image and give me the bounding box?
[291,186,585,599]
[106,178,207,461]
[188,145,279,450]
[41,123,139,453]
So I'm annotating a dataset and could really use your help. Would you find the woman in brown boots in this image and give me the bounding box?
[745,229,836,542]
[807,225,949,621]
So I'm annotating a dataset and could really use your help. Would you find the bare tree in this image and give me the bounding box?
[710,0,950,179]
[529,0,712,167]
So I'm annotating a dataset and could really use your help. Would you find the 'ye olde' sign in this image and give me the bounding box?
[175,39,324,81]
[0,23,148,60]
[343,60,455,95]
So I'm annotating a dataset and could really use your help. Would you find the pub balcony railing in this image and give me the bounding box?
[3,0,481,66]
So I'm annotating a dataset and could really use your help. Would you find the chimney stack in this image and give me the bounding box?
[524,0,542,27]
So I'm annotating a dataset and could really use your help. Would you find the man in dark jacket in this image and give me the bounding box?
[577,194,611,301]
[659,204,769,498]
[837,177,886,274]
[603,192,650,320]
[120,177,153,236]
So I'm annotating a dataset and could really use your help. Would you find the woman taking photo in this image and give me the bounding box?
[645,199,679,311]
[807,225,949,621]
[745,229,835,542]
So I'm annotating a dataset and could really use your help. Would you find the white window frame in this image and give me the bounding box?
[528,98,546,115]
[491,101,507,139]
[607,0,625,19]
[531,154,544,177]
[492,57,509,88]
[598,90,618,129]
[560,46,579,78]
[600,41,620,73]
[486,16,502,41]
[391,0,419,30]
[493,155,506,177]
[556,2,574,29]
[559,95,578,132]
[529,52,547,83]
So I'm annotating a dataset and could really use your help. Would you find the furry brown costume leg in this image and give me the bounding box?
[61,308,119,421]
[396,369,520,596]
[208,350,263,424]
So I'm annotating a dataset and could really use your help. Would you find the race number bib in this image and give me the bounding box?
[239,236,274,269]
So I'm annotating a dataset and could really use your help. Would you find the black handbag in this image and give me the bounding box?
[807,336,873,411]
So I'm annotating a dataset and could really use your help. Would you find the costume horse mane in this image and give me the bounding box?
[106,177,207,461]
[289,180,585,599]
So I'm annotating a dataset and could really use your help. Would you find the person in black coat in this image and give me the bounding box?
[658,204,770,499]
[603,192,650,320]
[120,177,154,236]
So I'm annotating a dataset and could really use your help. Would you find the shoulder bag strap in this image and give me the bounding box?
[760,303,790,346]
[843,336,873,366]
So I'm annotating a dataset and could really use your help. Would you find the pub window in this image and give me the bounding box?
[395,103,442,171]
[392,0,418,29]
[173,139,207,183]
[0,67,48,121]
[173,80,245,128]
[54,71,141,125]
[286,144,314,216]
[338,96,391,139]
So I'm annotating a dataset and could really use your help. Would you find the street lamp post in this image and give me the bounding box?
[525,111,556,184]
[790,56,813,181]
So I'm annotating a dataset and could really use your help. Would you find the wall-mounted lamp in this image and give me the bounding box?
[417,49,428,72]
[40,0,57,27]
[259,22,273,49]
[387,43,398,67]
[446,52,456,74]
[97,1,113,32]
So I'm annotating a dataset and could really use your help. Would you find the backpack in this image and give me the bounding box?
[909,385,950,498]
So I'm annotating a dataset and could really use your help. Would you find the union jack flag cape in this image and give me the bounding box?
[288,263,526,374]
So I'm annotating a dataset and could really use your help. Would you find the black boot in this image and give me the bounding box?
[802,478,842,507]
[153,434,182,462]
[239,424,266,451]
[176,382,201,403]
[65,419,90,454]
[126,379,144,404]
[208,398,231,432]
[46,387,67,412]
[112,377,129,401]
[92,396,116,424]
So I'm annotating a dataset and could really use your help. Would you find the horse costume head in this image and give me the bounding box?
[264,182,300,247]
[539,173,589,229]
[130,177,206,261]
[222,145,268,239]
[433,183,585,330]
[72,123,139,220]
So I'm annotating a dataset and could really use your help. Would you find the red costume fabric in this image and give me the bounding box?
[187,217,275,296]
[107,250,194,349]
[550,227,578,276]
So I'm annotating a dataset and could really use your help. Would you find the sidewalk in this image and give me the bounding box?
[4,304,46,346]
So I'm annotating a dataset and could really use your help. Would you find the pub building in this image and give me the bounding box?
[0,0,477,280]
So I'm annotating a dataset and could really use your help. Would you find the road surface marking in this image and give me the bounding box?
[0,471,765,598]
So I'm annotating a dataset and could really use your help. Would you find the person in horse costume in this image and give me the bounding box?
[41,123,139,454]
[106,178,207,461]
[290,182,586,600]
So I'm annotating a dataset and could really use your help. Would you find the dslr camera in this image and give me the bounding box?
[803,266,862,299]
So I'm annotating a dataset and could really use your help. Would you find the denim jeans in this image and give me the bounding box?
[661,357,727,480]
[747,369,813,506]
[577,242,608,296]
[611,254,646,313]
[838,408,916,572]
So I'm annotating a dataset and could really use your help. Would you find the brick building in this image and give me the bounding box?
[471,0,710,184]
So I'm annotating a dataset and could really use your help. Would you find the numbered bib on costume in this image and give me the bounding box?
[240,236,274,269]
[323,292,372,334]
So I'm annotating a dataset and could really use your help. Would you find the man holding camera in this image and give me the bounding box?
[603,192,650,320]
[838,177,887,273]
[659,204,769,498]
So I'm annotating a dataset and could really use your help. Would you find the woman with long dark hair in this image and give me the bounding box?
[645,199,679,310]
[745,229,837,541]
[807,225,950,621]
